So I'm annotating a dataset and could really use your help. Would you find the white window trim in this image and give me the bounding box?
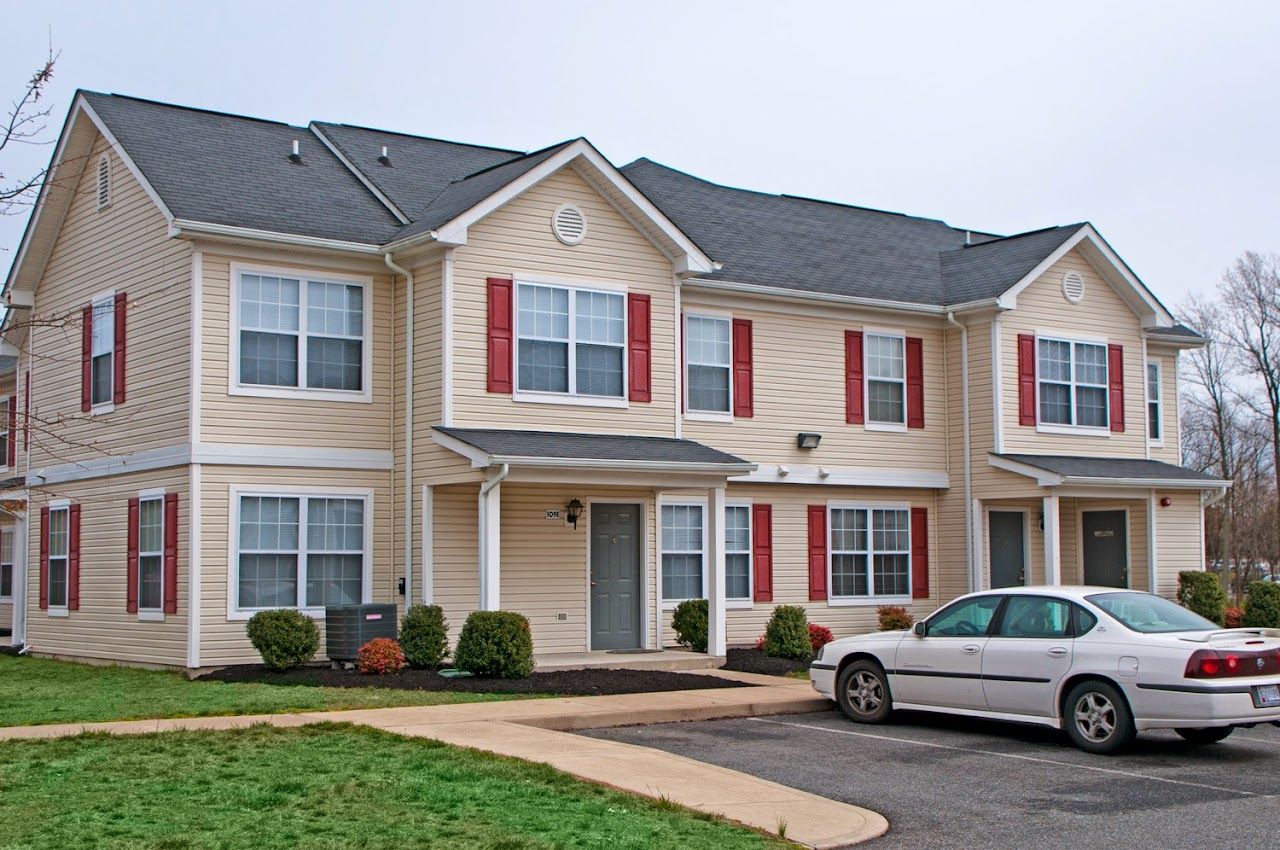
[89,289,116,415]
[1034,333,1111,435]
[0,524,14,602]
[229,262,374,404]
[724,499,753,609]
[826,501,913,607]
[658,496,708,609]
[512,278,629,406]
[136,487,166,619]
[226,484,374,621]
[1146,360,1164,447]
[46,499,70,616]
[683,310,733,421]
[863,329,908,429]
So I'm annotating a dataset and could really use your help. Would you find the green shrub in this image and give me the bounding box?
[1177,570,1226,626]
[400,604,449,668]
[1243,581,1280,629]
[453,610,535,678]
[671,599,709,653]
[245,609,320,670]
[877,605,914,631]
[763,605,812,660]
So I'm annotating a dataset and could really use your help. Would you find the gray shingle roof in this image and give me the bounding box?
[1147,323,1204,341]
[994,454,1228,484]
[435,427,751,467]
[939,225,1084,304]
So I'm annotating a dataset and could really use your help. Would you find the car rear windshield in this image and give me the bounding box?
[1086,592,1218,634]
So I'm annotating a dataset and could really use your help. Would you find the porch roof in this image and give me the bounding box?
[433,427,756,474]
[989,453,1230,489]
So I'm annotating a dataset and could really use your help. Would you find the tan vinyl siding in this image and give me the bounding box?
[25,467,190,666]
[29,135,190,469]
[1153,490,1203,598]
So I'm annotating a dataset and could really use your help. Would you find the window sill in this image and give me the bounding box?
[137,610,165,622]
[227,606,327,622]
[90,402,116,417]
[47,606,69,618]
[864,421,907,433]
[1035,423,1111,438]
[826,595,912,607]
[725,599,753,610]
[229,384,372,404]
[684,410,733,423]
[1148,439,1165,449]
[512,390,628,409]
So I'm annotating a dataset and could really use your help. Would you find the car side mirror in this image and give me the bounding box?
[913,622,927,637]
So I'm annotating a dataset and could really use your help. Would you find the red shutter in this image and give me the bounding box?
[113,291,127,405]
[731,318,753,417]
[5,395,14,467]
[23,370,30,451]
[845,330,864,424]
[485,278,514,393]
[163,492,179,614]
[807,504,828,601]
[126,497,139,614]
[80,305,93,413]
[68,504,81,611]
[627,293,651,402]
[38,506,48,610]
[751,503,773,603]
[911,507,930,600]
[1108,343,1125,432]
[1017,333,1037,426]
[906,336,925,429]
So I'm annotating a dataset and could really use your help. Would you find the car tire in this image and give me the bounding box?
[1063,680,1136,755]
[836,660,892,724]
[1175,726,1234,745]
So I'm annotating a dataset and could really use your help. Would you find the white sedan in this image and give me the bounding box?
[810,586,1280,754]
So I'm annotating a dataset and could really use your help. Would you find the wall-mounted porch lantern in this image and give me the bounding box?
[565,498,585,529]
[797,432,822,450]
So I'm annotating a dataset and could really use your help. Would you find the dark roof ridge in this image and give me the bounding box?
[947,222,1087,251]
[81,90,300,129]
[452,137,582,183]
[311,120,525,154]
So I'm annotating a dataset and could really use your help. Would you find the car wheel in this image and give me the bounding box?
[1175,726,1234,745]
[836,660,892,724]
[1063,680,1136,755]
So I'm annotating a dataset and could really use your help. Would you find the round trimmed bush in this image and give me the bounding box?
[400,604,449,668]
[764,605,811,660]
[1243,581,1280,629]
[877,605,914,631]
[671,599,708,653]
[454,610,535,678]
[357,637,406,674]
[1177,570,1227,625]
[245,609,320,670]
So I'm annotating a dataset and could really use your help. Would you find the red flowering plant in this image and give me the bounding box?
[356,637,406,674]
[808,623,834,653]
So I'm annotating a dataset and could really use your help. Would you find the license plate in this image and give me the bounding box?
[1253,684,1280,708]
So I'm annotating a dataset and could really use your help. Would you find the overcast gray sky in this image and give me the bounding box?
[3,1,1277,310]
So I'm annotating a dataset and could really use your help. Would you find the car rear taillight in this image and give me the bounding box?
[1186,647,1280,678]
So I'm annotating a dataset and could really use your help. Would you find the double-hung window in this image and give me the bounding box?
[724,505,752,602]
[1037,337,1108,428]
[685,315,731,413]
[515,282,625,399]
[47,506,69,609]
[0,398,8,467]
[865,333,906,425]
[236,493,367,613]
[1146,361,1161,442]
[0,527,13,601]
[237,269,367,395]
[90,294,115,407]
[661,503,704,602]
[137,495,164,612]
[830,507,911,600]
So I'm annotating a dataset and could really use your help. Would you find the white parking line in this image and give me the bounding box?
[750,718,1268,798]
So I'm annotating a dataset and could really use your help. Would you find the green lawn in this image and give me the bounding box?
[0,654,528,727]
[0,724,787,850]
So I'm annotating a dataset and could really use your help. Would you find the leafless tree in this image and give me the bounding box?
[0,46,57,220]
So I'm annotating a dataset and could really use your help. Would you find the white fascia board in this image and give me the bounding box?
[1059,475,1230,491]
[1144,331,1207,352]
[682,277,953,317]
[169,219,383,255]
[32,444,193,486]
[490,454,757,475]
[987,454,1064,487]
[192,443,393,470]
[308,124,410,225]
[732,464,949,489]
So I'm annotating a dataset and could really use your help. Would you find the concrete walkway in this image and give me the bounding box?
[0,670,887,848]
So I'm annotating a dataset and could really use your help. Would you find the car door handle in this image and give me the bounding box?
[962,644,981,654]
[1047,646,1069,657]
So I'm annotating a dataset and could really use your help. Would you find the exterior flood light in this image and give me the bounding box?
[565,498,585,529]
[796,432,822,449]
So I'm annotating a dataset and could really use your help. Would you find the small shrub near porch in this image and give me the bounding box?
[246,609,320,670]
[400,604,450,668]
[357,638,406,674]
[1243,581,1280,629]
[763,605,811,660]
[672,599,709,653]
[1177,570,1227,625]
[454,611,535,678]
[877,605,914,631]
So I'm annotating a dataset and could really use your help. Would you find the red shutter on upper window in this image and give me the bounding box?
[751,503,773,603]
[486,277,514,393]
[126,497,139,614]
[807,504,828,601]
[113,291,127,405]
[731,318,753,417]
[906,336,925,429]
[38,506,49,610]
[1108,343,1125,432]
[163,492,179,614]
[6,394,15,467]
[80,305,93,413]
[23,371,30,451]
[627,293,651,402]
[68,504,81,611]
[845,330,864,424]
[911,507,930,600]
[1017,333,1037,426]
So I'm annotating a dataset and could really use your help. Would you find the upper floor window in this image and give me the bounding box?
[1146,361,1161,442]
[0,527,13,601]
[1037,337,1108,428]
[90,294,116,407]
[865,333,906,425]
[685,315,731,413]
[235,269,368,398]
[0,398,8,468]
[830,506,911,600]
[516,282,625,399]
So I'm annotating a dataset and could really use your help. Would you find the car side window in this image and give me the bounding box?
[1071,604,1098,637]
[927,596,1003,637]
[996,596,1071,638]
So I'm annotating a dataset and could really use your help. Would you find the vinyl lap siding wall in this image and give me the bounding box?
[1153,490,1203,597]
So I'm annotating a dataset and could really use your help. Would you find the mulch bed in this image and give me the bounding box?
[721,647,809,677]
[198,664,754,696]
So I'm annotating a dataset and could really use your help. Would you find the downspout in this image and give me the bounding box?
[385,252,413,606]
[480,463,510,498]
[946,311,975,592]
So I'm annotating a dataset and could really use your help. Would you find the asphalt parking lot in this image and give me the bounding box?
[586,707,1280,849]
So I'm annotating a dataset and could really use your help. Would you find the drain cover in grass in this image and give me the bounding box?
[437,668,474,678]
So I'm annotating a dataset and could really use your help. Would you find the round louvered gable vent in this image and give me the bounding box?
[552,204,587,245]
[1062,271,1085,304]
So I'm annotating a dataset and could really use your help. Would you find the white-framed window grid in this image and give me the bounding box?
[1146,360,1162,444]
[137,492,165,616]
[827,503,912,605]
[864,331,906,428]
[47,502,70,612]
[1036,335,1109,430]
[514,280,627,404]
[684,313,732,417]
[724,502,753,606]
[0,526,14,601]
[659,500,706,606]
[90,291,116,409]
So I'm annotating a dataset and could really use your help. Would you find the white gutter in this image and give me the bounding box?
[171,219,385,255]
[946,311,975,592]
[484,456,757,475]
[682,277,1002,317]
[385,252,414,606]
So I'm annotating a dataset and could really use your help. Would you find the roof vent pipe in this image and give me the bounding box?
[378,145,391,166]
[965,230,972,246]
[288,139,302,163]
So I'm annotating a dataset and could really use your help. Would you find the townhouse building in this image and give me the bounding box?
[0,92,1225,669]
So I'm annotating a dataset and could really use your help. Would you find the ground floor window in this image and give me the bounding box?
[661,503,703,601]
[725,505,752,601]
[236,494,366,612]
[138,495,164,612]
[830,506,911,599]
[0,527,13,599]
[47,506,69,608]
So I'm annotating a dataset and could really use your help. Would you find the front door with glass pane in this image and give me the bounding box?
[590,504,642,650]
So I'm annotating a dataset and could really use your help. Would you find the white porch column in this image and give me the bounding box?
[477,474,504,611]
[1043,493,1061,585]
[706,486,727,657]
[1147,490,1159,595]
